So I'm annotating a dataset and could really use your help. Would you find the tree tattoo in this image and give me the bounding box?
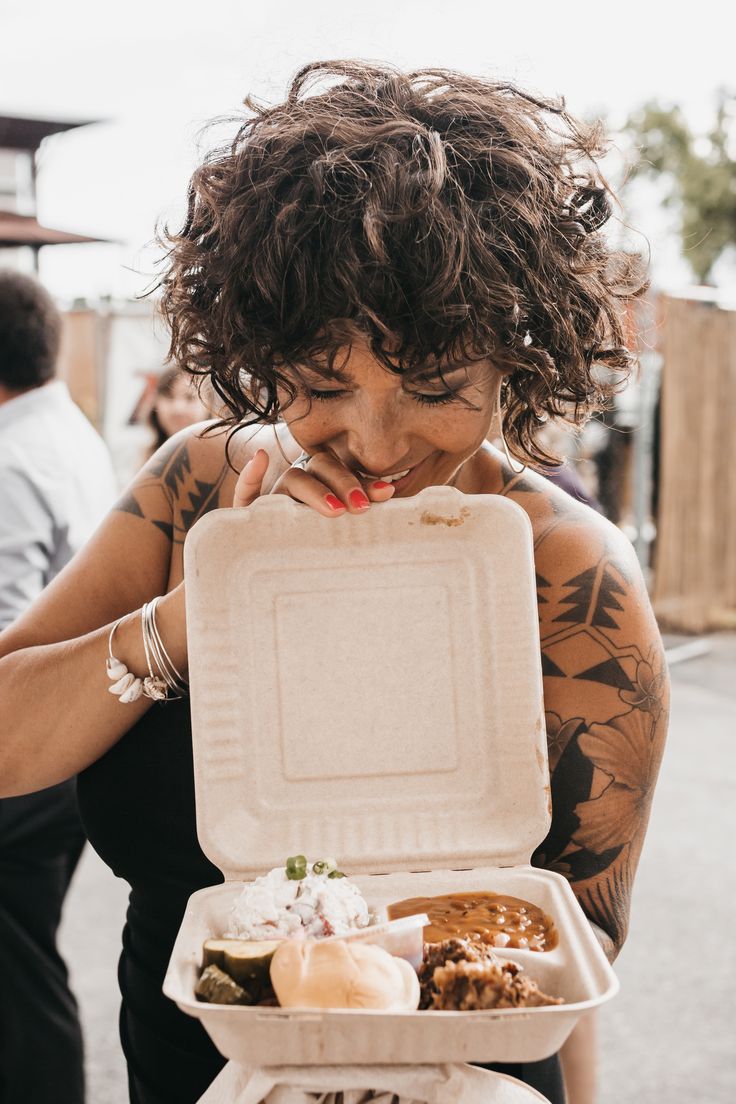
[113,435,230,544]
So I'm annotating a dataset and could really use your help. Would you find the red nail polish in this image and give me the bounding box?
[349,489,370,509]
[372,481,394,490]
[325,494,344,511]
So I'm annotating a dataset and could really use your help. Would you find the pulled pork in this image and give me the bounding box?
[419,938,562,1012]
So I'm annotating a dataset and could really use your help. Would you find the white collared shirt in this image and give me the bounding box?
[0,380,117,631]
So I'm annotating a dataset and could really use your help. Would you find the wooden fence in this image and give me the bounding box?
[652,295,736,632]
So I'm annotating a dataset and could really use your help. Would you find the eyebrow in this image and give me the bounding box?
[410,363,476,386]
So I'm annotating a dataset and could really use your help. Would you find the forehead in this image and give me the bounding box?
[163,374,199,396]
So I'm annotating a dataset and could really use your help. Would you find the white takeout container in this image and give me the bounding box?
[164,487,618,1067]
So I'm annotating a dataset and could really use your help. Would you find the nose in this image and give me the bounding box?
[346,425,413,477]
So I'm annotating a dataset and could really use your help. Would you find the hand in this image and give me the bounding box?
[232,448,396,517]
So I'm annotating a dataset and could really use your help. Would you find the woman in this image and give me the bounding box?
[0,62,668,1104]
[143,364,213,462]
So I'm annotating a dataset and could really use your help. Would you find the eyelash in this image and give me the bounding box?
[309,389,459,407]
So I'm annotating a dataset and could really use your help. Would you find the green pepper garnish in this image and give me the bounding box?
[285,854,308,880]
[328,869,346,879]
[312,857,337,876]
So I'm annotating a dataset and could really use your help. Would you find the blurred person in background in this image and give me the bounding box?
[0,269,116,1104]
[535,421,603,514]
[143,363,213,462]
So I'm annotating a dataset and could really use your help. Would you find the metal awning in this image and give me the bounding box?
[0,114,97,153]
[0,211,109,247]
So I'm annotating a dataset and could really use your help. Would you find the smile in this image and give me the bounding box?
[357,468,412,483]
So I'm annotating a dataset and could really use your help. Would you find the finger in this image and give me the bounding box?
[233,448,269,508]
[364,479,397,503]
[296,453,395,513]
[271,468,348,518]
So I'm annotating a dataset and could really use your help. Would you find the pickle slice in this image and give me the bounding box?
[195,964,251,1005]
[202,938,282,987]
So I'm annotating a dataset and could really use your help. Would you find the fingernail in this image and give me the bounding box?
[325,494,345,511]
[349,489,370,509]
[372,481,394,491]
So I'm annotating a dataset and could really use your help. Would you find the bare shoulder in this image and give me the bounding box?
[497,463,652,643]
[117,421,296,533]
[114,421,234,546]
[497,463,635,579]
[496,460,661,708]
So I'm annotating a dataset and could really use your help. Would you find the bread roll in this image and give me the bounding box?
[270,939,420,1011]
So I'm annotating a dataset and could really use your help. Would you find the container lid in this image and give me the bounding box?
[184,487,549,882]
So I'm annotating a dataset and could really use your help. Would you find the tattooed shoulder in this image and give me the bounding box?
[113,426,232,546]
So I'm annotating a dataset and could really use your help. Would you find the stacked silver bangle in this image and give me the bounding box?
[107,597,188,704]
[142,597,188,698]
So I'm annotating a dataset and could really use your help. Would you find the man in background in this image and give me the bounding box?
[0,269,116,1104]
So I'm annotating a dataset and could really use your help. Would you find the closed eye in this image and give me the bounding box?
[308,388,462,407]
[411,391,461,406]
[310,389,350,401]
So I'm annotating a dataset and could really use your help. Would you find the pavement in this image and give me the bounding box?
[58,633,736,1104]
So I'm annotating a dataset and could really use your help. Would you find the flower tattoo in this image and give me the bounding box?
[572,707,658,855]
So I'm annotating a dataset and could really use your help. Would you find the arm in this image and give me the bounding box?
[0,422,404,796]
[0,427,231,796]
[526,505,668,960]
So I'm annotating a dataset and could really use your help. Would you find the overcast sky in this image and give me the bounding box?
[3,0,734,299]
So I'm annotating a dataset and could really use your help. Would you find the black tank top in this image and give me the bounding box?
[77,700,226,1103]
[78,700,564,1104]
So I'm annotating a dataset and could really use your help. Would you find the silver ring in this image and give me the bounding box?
[291,452,311,471]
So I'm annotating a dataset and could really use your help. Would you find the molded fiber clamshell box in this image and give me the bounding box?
[164,488,618,1067]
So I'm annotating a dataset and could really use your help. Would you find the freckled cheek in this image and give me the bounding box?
[436,408,494,458]
[278,398,335,449]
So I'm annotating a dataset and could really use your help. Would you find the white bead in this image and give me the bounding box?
[119,678,144,704]
[109,672,135,696]
[143,676,168,701]
[106,658,128,681]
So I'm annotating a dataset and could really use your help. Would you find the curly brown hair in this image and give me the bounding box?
[0,269,61,391]
[159,60,646,465]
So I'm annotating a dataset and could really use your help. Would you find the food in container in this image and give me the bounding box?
[270,939,420,1011]
[195,965,252,1006]
[418,938,562,1012]
[194,859,562,1015]
[225,857,370,940]
[388,891,559,952]
[202,938,281,988]
[194,859,429,1008]
[325,913,429,969]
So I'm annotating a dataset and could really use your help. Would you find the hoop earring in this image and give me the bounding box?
[498,408,525,475]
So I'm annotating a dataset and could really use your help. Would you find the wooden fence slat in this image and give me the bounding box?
[652,296,736,632]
